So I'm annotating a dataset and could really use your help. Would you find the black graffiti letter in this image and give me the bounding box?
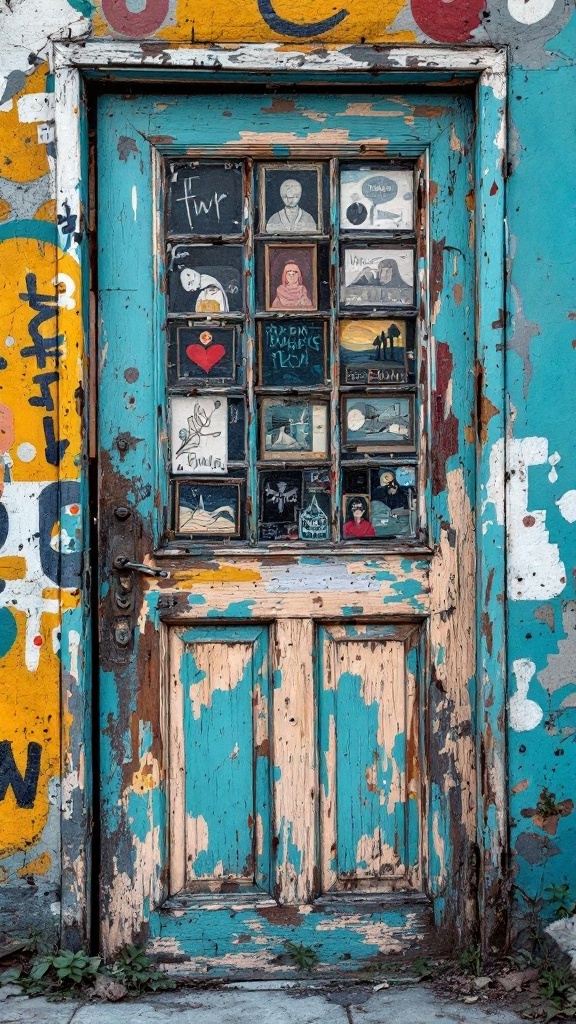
[0,741,42,808]
[257,0,348,37]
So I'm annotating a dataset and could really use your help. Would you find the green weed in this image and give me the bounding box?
[284,940,320,973]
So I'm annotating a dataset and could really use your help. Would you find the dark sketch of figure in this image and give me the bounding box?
[371,469,412,515]
[372,323,402,362]
[271,262,314,310]
[176,401,222,464]
[266,179,317,233]
[180,267,229,312]
[372,330,387,361]
[171,245,241,312]
[343,496,376,539]
[352,258,409,290]
[264,480,299,516]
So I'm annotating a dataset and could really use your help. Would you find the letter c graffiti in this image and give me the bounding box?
[257,0,349,37]
[101,0,170,36]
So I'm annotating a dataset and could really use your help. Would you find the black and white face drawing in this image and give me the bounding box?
[262,166,322,235]
[266,179,317,233]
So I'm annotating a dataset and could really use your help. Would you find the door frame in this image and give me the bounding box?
[52,39,508,952]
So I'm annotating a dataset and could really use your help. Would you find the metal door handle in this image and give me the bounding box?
[113,555,169,578]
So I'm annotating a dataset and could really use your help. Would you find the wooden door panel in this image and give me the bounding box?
[168,626,270,894]
[319,624,421,893]
[272,619,316,904]
[97,87,477,967]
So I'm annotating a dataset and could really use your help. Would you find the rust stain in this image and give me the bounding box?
[492,310,506,330]
[261,98,296,114]
[512,780,529,794]
[465,190,475,213]
[117,136,141,162]
[429,180,439,203]
[453,283,463,306]
[479,393,499,445]
[257,904,303,927]
[489,181,499,196]
[412,105,446,119]
[521,796,574,836]
[481,611,493,657]
[430,237,445,312]
[431,342,459,496]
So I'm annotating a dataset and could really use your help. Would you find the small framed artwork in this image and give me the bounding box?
[342,495,375,539]
[264,244,317,312]
[339,319,412,386]
[299,467,331,541]
[169,323,237,385]
[340,166,414,232]
[227,398,246,463]
[260,165,322,235]
[342,467,370,494]
[260,399,328,461]
[258,320,327,387]
[369,465,417,539]
[170,395,228,475]
[166,161,244,237]
[340,247,414,309]
[259,470,302,541]
[174,479,243,538]
[342,395,415,451]
[167,243,244,314]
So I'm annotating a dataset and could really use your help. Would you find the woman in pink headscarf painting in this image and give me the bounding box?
[271,261,314,310]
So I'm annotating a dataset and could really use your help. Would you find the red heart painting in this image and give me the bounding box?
[186,343,226,373]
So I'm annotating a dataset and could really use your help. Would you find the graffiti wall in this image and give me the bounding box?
[0,0,575,946]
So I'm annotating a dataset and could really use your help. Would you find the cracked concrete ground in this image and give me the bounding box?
[0,983,527,1023]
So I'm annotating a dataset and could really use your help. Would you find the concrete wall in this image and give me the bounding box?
[0,0,574,948]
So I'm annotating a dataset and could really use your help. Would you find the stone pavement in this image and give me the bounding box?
[0,982,527,1024]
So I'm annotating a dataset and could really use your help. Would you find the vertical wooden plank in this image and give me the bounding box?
[252,628,271,893]
[318,626,336,892]
[168,630,186,894]
[476,65,508,949]
[272,619,316,904]
[320,629,420,890]
[182,640,255,882]
[335,640,406,883]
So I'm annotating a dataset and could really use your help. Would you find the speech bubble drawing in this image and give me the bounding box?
[361,175,398,204]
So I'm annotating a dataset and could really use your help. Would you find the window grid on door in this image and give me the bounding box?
[163,156,424,547]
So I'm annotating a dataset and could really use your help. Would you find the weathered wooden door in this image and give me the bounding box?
[96,87,477,972]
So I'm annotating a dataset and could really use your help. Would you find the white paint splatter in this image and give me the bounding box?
[132,185,138,221]
[5,336,15,347]
[548,451,560,483]
[508,437,566,600]
[546,915,576,971]
[0,482,67,670]
[0,0,89,102]
[16,442,36,462]
[508,0,557,25]
[509,658,543,732]
[484,437,505,528]
[16,91,52,123]
[53,273,76,311]
[557,490,576,524]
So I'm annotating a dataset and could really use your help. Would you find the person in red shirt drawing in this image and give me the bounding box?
[343,496,376,539]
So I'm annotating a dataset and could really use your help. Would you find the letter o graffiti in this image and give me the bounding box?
[101,0,169,36]
[257,0,349,37]
[0,503,8,551]
[39,481,82,589]
[410,0,486,42]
